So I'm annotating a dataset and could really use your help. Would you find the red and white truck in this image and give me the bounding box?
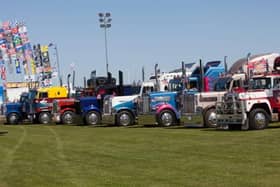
[182,53,280,128]
[216,55,280,130]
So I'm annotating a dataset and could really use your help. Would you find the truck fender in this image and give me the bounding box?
[61,108,75,114]
[156,103,180,120]
[83,105,101,117]
[6,111,22,118]
[6,111,22,120]
[245,98,272,114]
[249,103,272,119]
[203,105,216,115]
[115,107,136,118]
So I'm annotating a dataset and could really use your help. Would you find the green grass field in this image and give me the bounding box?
[1,123,280,187]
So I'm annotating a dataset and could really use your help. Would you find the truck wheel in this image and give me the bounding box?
[38,112,51,124]
[117,111,133,126]
[85,111,101,125]
[157,110,175,127]
[204,108,217,128]
[7,113,20,124]
[249,108,268,130]
[62,111,74,124]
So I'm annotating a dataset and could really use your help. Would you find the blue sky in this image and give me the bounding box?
[1,0,280,86]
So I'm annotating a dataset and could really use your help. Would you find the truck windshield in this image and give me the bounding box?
[188,79,198,90]
[29,90,37,100]
[142,86,154,94]
[214,77,231,91]
[19,95,27,103]
[168,80,183,92]
[251,78,271,89]
[38,92,48,99]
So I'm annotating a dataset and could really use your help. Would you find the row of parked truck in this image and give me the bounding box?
[5,52,280,130]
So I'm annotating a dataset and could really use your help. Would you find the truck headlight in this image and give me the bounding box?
[151,105,159,111]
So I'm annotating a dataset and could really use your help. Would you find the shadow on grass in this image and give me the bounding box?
[71,123,121,128]
[0,130,8,135]
[267,125,280,129]
[127,124,161,128]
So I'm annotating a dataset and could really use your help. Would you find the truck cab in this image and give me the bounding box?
[216,74,280,130]
[139,91,181,126]
[182,73,246,128]
[216,55,280,130]
[52,98,76,124]
[168,60,229,128]
[103,81,181,127]
[102,81,156,126]
[75,97,102,125]
[5,89,37,124]
[33,86,68,124]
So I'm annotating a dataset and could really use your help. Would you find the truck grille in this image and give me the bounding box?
[138,95,150,114]
[216,93,243,114]
[52,101,58,113]
[103,96,112,115]
[182,94,195,113]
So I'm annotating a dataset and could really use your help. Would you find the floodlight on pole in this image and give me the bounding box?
[98,12,112,75]
[48,42,62,86]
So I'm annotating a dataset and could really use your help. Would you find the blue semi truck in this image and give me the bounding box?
[5,89,37,124]
[102,81,181,126]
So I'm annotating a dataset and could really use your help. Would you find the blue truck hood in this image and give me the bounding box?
[6,102,23,114]
[79,97,100,109]
[149,91,178,109]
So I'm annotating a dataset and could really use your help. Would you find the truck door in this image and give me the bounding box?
[271,78,280,111]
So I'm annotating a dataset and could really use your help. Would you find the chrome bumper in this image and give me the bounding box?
[216,114,244,126]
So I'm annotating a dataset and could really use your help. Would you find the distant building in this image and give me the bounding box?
[5,81,39,102]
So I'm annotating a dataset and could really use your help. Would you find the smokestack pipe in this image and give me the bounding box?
[72,70,75,90]
[67,74,71,98]
[181,61,186,90]
[142,66,145,82]
[200,59,204,92]
[224,56,228,73]
[119,70,123,96]
[247,53,251,80]
[155,64,159,91]
[83,77,86,88]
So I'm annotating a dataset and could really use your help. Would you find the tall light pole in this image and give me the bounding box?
[48,43,62,86]
[98,12,112,75]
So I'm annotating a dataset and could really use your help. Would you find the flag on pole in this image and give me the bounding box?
[0,65,6,80]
